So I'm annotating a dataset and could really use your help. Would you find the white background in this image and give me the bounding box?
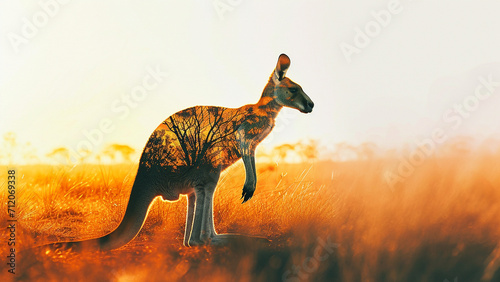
[2,0,500,162]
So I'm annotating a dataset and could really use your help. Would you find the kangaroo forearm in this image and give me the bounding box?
[242,154,256,185]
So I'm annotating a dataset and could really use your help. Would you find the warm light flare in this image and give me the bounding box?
[2,140,498,280]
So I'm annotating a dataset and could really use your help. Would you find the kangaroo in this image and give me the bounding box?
[39,54,314,252]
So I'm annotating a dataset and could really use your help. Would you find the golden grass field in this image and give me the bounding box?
[1,144,500,281]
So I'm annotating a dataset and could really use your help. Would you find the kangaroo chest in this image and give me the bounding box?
[238,113,275,146]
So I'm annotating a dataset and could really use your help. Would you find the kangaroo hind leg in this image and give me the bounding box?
[183,192,195,247]
[188,186,206,246]
[188,179,218,246]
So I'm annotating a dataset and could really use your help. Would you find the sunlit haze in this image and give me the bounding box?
[2,1,500,163]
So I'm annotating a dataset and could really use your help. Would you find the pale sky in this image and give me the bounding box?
[2,0,500,162]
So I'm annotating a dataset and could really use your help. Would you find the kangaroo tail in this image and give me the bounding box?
[35,170,157,253]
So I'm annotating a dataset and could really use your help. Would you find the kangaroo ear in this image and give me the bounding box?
[274,54,290,81]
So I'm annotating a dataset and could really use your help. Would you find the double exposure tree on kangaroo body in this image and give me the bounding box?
[41,54,314,252]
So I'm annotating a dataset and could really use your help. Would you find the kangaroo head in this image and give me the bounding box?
[272,54,314,114]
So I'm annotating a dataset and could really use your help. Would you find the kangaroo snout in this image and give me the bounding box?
[307,101,314,112]
[301,96,314,113]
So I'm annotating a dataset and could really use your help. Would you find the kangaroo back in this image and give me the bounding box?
[141,105,251,172]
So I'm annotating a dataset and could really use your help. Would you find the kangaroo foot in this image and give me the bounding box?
[188,232,212,246]
[209,233,271,246]
[188,233,270,247]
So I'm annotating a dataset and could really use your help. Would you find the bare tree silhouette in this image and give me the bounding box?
[297,140,319,162]
[47,147,71,164]
[271,143,296,162]
[102,144,136,163]
[141,105,265,172]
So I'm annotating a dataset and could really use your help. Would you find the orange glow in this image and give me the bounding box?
[1,139,500,281]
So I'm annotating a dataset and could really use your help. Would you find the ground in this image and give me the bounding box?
[1,149,499,281]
